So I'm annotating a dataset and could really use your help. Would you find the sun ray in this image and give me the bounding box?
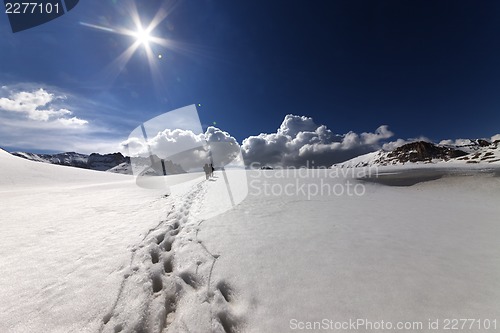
[100,41,141,85]
[79,0,191,94]
[79,22,116,33]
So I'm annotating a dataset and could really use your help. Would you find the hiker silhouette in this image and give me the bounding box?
[203,163,210,180]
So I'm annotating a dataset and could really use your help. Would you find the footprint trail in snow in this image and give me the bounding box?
[100,180,248,333]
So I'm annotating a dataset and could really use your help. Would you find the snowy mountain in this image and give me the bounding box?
[442,139,500,164]
[11,151,129,173]
[12,151,89,168]
[10,151,188,175]
[335,139,500,168]
[87,152,131,171]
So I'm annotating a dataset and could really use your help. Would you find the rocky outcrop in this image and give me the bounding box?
[386,141,467,163]
[87,153,130,171]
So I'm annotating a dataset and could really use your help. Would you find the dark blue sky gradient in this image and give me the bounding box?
[177,0,500,141]
[1,0,499,150]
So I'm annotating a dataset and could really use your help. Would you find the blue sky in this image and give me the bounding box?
[0,0,499,159]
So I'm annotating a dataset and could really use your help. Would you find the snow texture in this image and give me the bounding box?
[1,148,500,333]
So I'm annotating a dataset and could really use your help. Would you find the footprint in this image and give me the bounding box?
[160,237,173,252]
[217,311,240,333]
[178,271,200,289]
[163,293,177,328]
[216,281,235,303]
[103,312,112,324]
[150,248,160,264]
[151,272,163,293]
[163,255,173,273]
[156,233,166,245]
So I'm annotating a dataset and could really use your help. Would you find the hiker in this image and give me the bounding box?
[210,163,215,177]
[203,163,210,180]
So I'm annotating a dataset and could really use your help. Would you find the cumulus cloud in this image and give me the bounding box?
[439,135,500,146]
[381,138,410,151]
[380,135,431,152]
[0,87,88,126]
[122,126,241,172]
[438,138,474,146]
[241,114,396,167]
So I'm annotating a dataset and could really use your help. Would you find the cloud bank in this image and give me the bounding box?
[439,134,500,146]
[2,85,497,167]
[122,126,241,171]
[241,115,395,167]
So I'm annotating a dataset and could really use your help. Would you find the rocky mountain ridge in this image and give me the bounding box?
[335,139,500,168]
[11,151,130,173]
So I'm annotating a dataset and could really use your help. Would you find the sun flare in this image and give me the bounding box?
[79,2,181,90]
[134,27,152,47]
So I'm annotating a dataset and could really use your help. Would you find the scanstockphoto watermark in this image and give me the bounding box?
[290,318,425,331]
[289,318,499,331]
[248,162,379,200]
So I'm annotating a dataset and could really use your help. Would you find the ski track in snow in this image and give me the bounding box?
[100,179,247,333]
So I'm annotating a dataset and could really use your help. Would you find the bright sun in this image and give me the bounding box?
[134,27,152,47]
[79,2,173,85]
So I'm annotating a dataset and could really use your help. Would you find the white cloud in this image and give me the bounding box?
[241,114,395,167]
[438,138,473,146]
[148,128,205,156]
[439,135,500,146]
[0,87,87,126]
[278,114,318,136]
[382,139,410,151]
[122,126,241,172]
[361,125,394,145]
[0,84,121,154]
[57,117,89,126]
[381,135,431,151]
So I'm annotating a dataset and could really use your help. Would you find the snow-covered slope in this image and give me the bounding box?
[198,169,500,332]
[1,148,130,188]
[453,141,500,164]
[0,148,201,333]
[107,162,133,174]
[2,146,500,333]
[336,140,500,168]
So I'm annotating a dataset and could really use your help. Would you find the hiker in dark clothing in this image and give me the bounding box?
[203,163,210,180]
[210,163,215,177]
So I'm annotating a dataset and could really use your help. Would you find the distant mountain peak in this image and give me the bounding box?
[10,151,188,175]
[335,139,500,168]
[11,151,129,174]
[386,141,467,163]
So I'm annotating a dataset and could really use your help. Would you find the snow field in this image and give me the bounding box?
[2,147,500,333]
